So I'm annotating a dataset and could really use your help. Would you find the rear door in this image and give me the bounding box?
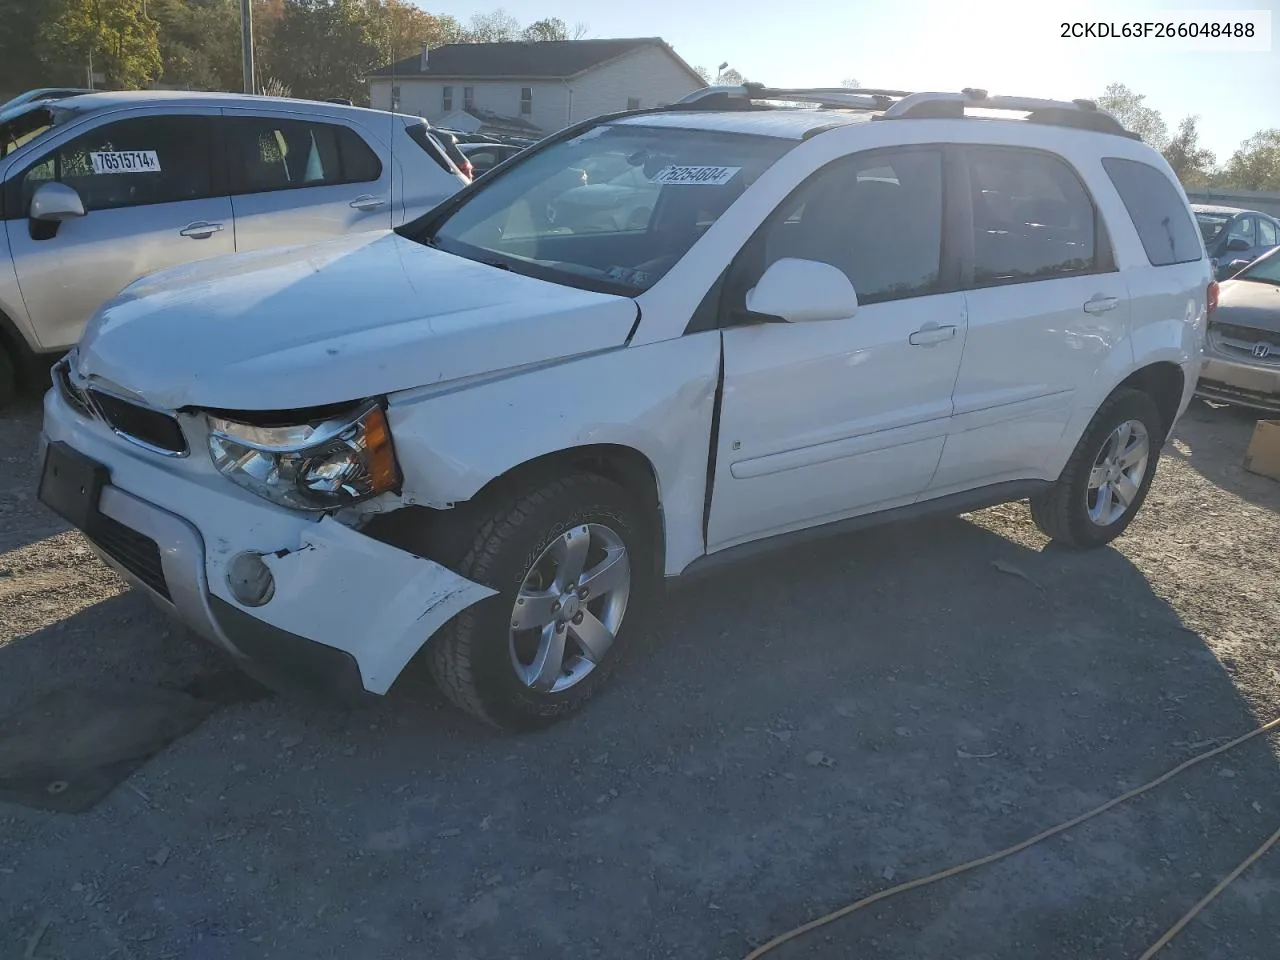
[3,109,232,350]
[222,109,392,252]
[929,145,1129,493]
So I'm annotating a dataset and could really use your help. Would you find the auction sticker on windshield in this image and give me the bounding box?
[90,150,161,174]
[650,165,740,185]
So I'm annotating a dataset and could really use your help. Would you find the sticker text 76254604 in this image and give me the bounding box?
[649,165,741,186]
[90,150,161,175]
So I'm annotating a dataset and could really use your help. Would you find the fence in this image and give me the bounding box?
[1185,188,1280,218]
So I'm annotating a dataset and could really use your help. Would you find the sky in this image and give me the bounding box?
[414,0,1280,161]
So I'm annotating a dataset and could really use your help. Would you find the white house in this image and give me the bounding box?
[368,38,706,139]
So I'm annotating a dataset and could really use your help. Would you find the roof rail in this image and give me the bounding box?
[672,84,1140,140]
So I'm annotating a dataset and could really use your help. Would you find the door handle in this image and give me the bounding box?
[1082,295,1120,314]
[179,221,223,239]
[909,324,957,346]
[349,195,387,211]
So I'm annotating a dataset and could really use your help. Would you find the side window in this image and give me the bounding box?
[1228,215,1256,245]
[225,117,381,195]
[442,86,453,113]
[748,148,944,305]
[18,115,216,213]
[1101,157,1202,266]
[968,148,1098,285]
[1259,218,1278,248]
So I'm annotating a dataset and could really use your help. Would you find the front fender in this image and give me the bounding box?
[386,332,722,575]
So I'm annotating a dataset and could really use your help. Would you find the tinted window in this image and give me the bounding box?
[757,148,943,303]
[1227,215,1256,245]
[1102,157,1202,266]
[225,117,380,195]
[1260,218,1278,248]
[18,115,216,213]
[404,123,456,174]
[969,148,1098,285]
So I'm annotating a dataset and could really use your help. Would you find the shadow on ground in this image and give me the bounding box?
[4,510,1277,959]
[1170,401,1278,512]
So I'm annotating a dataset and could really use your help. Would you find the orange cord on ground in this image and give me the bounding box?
[744,716,1280,960]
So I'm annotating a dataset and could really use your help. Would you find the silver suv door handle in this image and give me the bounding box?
[1083,295,1120,314]
[179,221,223,239]
[909,324,957,346]
[349,195,387,211]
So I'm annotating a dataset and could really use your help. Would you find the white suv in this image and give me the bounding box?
[38,86,1211,729]
[0,91,466,405]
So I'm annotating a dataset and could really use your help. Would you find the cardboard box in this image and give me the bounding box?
[1243,419,1280,481]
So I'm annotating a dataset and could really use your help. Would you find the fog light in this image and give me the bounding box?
[226,552,275,607]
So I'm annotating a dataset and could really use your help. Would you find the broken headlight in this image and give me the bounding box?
[206,402,399,511]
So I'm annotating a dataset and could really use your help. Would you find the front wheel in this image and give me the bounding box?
[1030,388,1163,548]
[427,472,654,729]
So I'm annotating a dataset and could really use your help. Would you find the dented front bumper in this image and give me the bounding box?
[40,387,495,698]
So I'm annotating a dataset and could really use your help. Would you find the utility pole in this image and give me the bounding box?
[240,0,256,94]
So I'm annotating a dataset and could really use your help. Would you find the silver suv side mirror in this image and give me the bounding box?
[746,258,859,323]
[30,182,86,222]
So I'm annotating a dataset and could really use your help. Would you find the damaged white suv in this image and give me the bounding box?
[39,86,1211,728]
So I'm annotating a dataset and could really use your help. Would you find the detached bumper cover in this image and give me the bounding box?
[41,387,496,698]
[1196,356,1280,412]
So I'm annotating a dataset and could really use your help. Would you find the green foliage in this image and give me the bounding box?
[1161,116,1216,188]
[42,0,163,89]
[1222,129,1280,192]
[1098,82,1168,150]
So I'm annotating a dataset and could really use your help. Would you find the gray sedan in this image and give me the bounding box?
[1197,246,1280,412]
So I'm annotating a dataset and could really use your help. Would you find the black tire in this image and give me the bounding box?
[427,472,655,730]
[1030,388,1164,548]
[0,344,15,410]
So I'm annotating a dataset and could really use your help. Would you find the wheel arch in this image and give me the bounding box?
[1115,361,1185,440]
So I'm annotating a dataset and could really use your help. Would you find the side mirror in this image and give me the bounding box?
[30,182,85,222]
[745,258,859,324]
[1226,237,1251,253]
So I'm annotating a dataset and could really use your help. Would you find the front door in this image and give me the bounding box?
[4,112,233,350]
[221,110,393,252]
[706,147,967,550]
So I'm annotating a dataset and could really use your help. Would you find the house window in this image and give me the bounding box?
[627,96,641,110]
[521,87,533,116]
[442,86,452,112]
[463,86,475,112]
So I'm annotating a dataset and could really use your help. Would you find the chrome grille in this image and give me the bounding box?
[1209,323,1280,365]
[87,390,188,456]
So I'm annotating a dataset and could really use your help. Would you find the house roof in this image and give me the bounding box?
[368,38,704,85]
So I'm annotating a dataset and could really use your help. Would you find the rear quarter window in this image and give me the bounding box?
[1102,158,1202,266]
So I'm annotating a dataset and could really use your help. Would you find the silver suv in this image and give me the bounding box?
[0,91,467,406]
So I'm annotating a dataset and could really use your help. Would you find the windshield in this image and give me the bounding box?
[420,122,794,294]
[1233,246,1280,285]
[1196,212,1231,244]
[0,105,55,158]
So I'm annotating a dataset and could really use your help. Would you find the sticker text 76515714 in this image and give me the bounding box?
[90,150,161,175]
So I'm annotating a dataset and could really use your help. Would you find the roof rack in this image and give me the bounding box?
[672,84,1140,140]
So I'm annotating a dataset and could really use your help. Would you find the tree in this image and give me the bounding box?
[368,0,452,65]
[692,65,711,84]
[841,78,861,88]
[259,0,379,102]
[1097,82,1168,149]
[519,17,588,42]
[719,67,744,84]
[1222,129,1280,191]
[150,0,243,90]
[42,0,163,89]
[1161,116,1216,187]
[461,8,520,42]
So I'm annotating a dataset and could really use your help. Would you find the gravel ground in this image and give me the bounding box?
[1,396,1279,960]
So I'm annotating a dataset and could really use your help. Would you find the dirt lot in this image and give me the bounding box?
[1,396,1279,960]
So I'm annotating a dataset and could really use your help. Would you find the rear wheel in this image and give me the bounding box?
[0,344,16,410]
[427,472,654,729]
[1030,388,1163,548]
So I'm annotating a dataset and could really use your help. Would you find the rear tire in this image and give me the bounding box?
[427,472,655,730]
[1030,388,1163,548]
[0,345,16,410]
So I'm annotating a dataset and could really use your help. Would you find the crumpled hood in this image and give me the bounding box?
[77,231,638,410]
[1215,279,1280,335]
